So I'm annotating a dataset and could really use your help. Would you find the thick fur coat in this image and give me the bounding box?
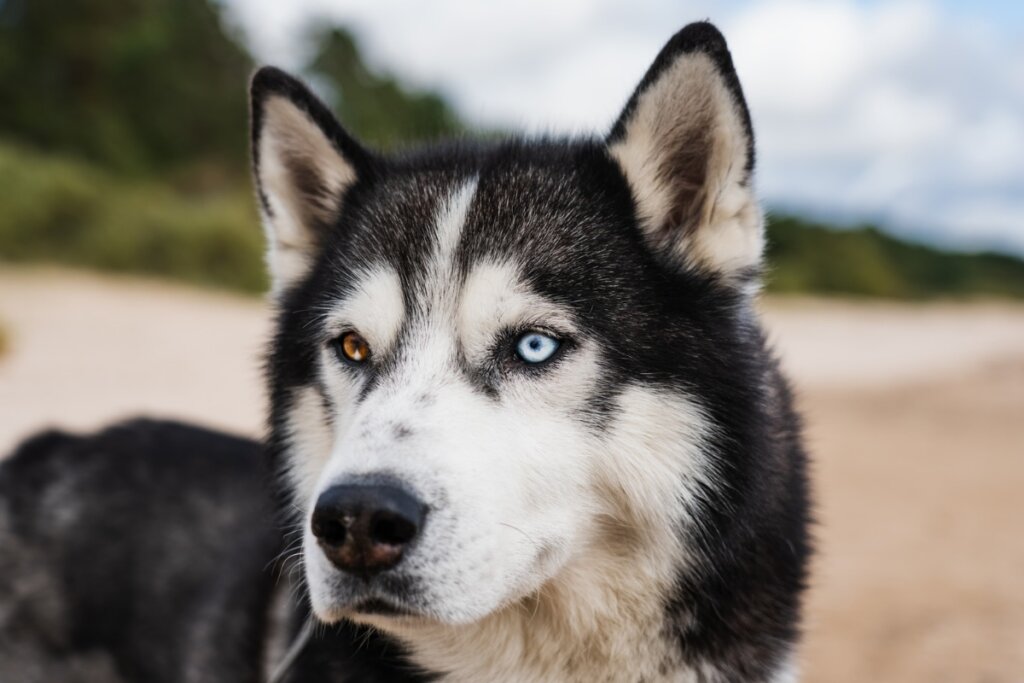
[0,22,809,683]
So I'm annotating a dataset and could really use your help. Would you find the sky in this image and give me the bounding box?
[222,0,1024,256]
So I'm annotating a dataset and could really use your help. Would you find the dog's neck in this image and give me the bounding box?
[377,530,690,682]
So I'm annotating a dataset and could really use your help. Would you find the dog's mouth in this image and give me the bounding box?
[348,596,416,617]
[326,578,425,621]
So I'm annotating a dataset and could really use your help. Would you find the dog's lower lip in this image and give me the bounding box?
[350,597,415,617]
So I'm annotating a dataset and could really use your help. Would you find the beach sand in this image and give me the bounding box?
[2,267,1022,681]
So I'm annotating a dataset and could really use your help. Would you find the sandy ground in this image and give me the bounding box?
[1,266,1023,682]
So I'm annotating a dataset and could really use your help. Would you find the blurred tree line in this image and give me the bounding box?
[0,0,1021,297]
[767,217,1024,299]
[0,0,252,178]
[309,28,463,149]
[0,0,463,291]
[0,0,461,181]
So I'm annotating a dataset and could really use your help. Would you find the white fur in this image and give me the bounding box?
[321,266,406,356]
[458,260,578,364]
[768,653,800,683]
[281,385,333,506]
[427,178,478,299]
[384,386,713,682]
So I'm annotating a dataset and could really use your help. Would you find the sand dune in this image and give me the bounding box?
[2,267,1023,682]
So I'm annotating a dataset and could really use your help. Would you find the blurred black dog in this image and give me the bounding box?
[0,421,416,682]
[0,22,809,682]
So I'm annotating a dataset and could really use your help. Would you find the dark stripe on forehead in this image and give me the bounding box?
[454,139,636,280]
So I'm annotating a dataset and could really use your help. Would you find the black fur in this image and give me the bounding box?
[0,421,427,682]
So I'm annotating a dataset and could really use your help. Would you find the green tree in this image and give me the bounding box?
[0,0,252,176]
[305,27,463,148]
[765,215,1024,299]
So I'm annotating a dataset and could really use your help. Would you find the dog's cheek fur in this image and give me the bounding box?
[590,385,713,564]
[281,385,335,508]
[282,264,406,506]
[392,386,715,682]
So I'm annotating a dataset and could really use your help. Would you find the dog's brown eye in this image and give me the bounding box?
[336,331,370,364]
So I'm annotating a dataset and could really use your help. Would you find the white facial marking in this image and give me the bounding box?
[282,385,333,503]
[281,273,405,509]
[594,385,713,537]
[458,260,577,364]
[397,386,714,683]
[322,266,405,356]
[426,177,478,309]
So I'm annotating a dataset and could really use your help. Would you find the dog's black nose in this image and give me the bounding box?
[311,484,425,577]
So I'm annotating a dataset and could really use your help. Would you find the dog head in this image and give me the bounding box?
[251,22,761,628]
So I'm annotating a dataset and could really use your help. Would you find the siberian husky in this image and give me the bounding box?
[0,21,809,683]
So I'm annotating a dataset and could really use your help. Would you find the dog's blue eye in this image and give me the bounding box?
[515,332,560,364]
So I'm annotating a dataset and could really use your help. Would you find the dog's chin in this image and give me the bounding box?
[315,600,411,627]
[312,588,424,624]
[340,597,425,625]
[311,579,509,630]
[315,589,486,629]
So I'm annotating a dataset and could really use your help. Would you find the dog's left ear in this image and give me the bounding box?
[608,22,762,283]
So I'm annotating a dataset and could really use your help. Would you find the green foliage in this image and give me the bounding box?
[3,138,1023,300]
[0,0,1020,300]
[306,28,464,148]
[0,0,252,176]
[0,1,465,174]
[765,215,1024,299]
[0,0,467,295]
[0,142,266,292]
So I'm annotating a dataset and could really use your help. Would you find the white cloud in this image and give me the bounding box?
[226,0,711,131]
[223,0,1024,255]
[728,0,1024,253]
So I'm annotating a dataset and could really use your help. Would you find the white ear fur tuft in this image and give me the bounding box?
[608,22,763,282]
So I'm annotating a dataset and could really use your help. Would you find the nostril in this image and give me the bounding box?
[371,511,418,546]
[312,514,348,547]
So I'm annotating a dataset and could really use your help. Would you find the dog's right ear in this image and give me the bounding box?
[250,67,371,294]
[607,23,762,285]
